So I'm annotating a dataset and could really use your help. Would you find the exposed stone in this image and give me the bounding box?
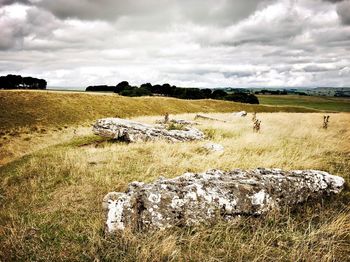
[195,114,227,122]
[203,142,224,152]
[155,119,198,125]
[234,111,247,117]
[93,118,204,142]
[170,119,198,125]
[103,168,344,232]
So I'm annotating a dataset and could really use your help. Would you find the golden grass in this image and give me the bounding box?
[0,112,349,261]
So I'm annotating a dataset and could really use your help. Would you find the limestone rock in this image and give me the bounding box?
[235,111,247,117]
[103,168,344,232]
[155,119,198,125]
[170,119,198,125]
[203,142,224,152]
[93,118,204,142]
[195,114,227,122]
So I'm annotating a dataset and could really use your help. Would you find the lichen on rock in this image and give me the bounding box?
[103,168,345,233]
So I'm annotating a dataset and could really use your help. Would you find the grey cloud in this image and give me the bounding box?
[322,0,344,3]
[0,0,30,6]
[1,0,350,88]
[302,65,334,72]
[35,0,264,26]
[336,1,350,25]
[0,5,60,50]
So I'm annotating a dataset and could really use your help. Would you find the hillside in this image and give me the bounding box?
[258,95,350,112]
[0,90,319,132]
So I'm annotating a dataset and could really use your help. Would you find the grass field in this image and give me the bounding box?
[257,95,350,112]
[1,112,349,261]
[0,90,321,165]
[0,90,319,132]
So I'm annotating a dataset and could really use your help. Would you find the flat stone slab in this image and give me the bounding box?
[103,168,344,232]
[93,118,204,142]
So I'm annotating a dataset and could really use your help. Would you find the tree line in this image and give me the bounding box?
[86,81,259,104]
[0,74,47,90]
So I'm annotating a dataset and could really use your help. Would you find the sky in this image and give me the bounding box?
[0,0,350,89]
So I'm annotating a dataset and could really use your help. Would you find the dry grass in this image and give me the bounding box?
[0,112,349,261]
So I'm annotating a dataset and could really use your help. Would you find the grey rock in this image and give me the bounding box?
[234,111,247,117]
[203,143,224,152]
[170,119,198,125]
[103,168,345,232]
[195,114,227,122]
[155,119,198,125]
[93,118,204,142]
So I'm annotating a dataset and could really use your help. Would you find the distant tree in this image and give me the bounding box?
[211,89,228,99]
[225,93,259,104]
[140,83,153,91]
[0,74,46,90]
[7,74,22,89]
[202,88,212,98]
[173,87,186,98]
[0,76,10,89]
[114,81,131,93]
[161,83,176,96]
[184,88,206,99]
[86,85,114,92]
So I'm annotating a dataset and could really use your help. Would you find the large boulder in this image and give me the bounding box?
[93,118,204,142]
[103,168,345,232]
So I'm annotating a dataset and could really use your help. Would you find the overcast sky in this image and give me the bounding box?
[0,0,350,88]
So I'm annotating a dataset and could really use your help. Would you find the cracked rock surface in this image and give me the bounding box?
[93,118,204,142]
[103,168,345,232]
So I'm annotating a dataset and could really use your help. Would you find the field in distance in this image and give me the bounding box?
[258,94,350,112]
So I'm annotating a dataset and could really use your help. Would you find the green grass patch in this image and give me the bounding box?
[258,95,350,112]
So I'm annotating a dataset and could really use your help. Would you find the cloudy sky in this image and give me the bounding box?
[0,0,350,88]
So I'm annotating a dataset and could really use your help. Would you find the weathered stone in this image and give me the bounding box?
[195,114,227,122]
[203,142,224,152]
[93,118,204,142]
[170,119,198,125]
[234,111,247,117]
[155,119,198,125]
[103,168,344,232]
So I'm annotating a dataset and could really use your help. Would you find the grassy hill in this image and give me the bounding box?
[258,95,350,112]
[0,90,319,132]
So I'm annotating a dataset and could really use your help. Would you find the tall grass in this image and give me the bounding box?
[0,113,349,261]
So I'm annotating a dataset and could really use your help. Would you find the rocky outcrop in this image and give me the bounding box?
[93,118,204,142]
[103,168,345,232]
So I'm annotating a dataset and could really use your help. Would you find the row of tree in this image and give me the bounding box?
[86,81,259,104]
[0,74,47,90]
[254,89,308,96]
